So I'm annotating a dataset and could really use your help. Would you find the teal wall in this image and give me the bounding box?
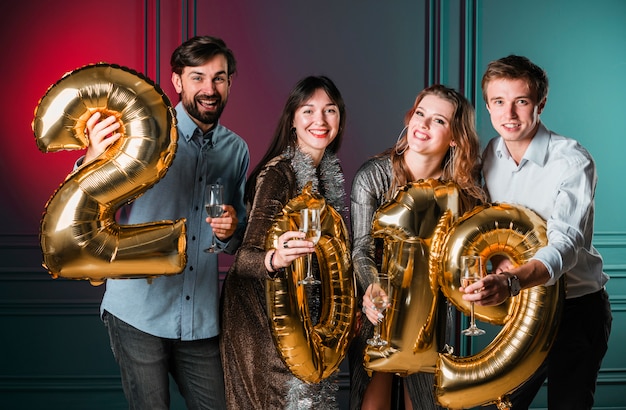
[475,0,626,234]
[473,2,626,407]
[1,1,624,409]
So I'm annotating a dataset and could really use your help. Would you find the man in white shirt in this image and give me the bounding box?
[464,55,612,409]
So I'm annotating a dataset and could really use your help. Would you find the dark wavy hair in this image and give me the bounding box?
[245,75,346,203]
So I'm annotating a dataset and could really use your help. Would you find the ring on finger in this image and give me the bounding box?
[283,241,289,249]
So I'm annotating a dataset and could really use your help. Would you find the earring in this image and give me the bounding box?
[444,145,456,178]
[394,126,408,156]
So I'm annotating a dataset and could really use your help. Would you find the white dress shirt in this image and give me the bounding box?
[483,122,608,298]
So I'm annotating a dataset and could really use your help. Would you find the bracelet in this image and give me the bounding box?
[269,250,283,273]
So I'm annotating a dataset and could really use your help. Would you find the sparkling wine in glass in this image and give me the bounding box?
[298,208,321,285]
[367,274,390,347]
[204,183,224,253]
[461,255,486,336]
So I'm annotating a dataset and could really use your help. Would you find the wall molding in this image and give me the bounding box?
[0,301,100,316]
[0,369,620,391]
[0,376,121,392]
[593,232,626,247]
[461,0,478,104]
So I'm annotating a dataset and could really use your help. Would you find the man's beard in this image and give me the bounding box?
[183,95,226,126]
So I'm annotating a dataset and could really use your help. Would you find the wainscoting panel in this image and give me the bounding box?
[0,235,124,409]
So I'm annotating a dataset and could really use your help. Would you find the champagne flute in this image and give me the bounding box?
[461,255,486,336]
[204,183,224,253]
[366,274,390,347]
[298,208,321,285]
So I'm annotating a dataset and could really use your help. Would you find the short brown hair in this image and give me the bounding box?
[481,55,549,103]
[170,35,237,77]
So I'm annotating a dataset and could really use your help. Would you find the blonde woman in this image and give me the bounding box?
[349,84,485,410]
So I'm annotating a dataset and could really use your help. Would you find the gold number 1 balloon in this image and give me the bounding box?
[32,63,186,286]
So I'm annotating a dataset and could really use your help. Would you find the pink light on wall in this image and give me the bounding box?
[0,0,180,234]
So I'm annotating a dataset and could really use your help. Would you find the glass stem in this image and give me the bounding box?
[307,253,312,278]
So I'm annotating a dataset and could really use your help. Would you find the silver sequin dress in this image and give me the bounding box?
[348,155,446,410]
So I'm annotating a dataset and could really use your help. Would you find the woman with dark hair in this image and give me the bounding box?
[220,75,347,409]
[349,84,486,410]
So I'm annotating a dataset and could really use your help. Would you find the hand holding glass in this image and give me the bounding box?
[298,208,321,285]
[461,255,485,336]
[204,183,224,253]
[366,274,390,347]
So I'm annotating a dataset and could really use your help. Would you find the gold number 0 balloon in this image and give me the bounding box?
[32,63,186,286]
[435,203,564,409]
[265,183,356,383]
[364,180,565,409]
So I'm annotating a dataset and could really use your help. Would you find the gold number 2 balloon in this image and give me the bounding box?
[32,63,186,286]
[364,180,564,409]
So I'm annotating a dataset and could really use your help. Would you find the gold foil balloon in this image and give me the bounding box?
[365,180,460,375]
[434,203,564,409]
[265,182,356,383]
[364,181,565,409]
[32,63,186,286]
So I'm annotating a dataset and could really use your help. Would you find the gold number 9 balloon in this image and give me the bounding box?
[265,183,356,383]
[32,63,186,286]
[364,180,565,409]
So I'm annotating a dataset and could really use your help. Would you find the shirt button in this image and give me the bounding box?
[189,266,194,271]
[186,295,190,300]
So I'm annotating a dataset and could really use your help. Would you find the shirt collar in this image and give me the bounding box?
[495,121,550,167]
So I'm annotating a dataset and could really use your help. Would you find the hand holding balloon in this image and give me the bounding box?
[461,273,509,306]
[84,112,121,163]
[462,259,550,306]
[461,255,513,306]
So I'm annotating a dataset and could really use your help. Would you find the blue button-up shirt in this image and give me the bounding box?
[483,122,608,298]
[100,102,249,339]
